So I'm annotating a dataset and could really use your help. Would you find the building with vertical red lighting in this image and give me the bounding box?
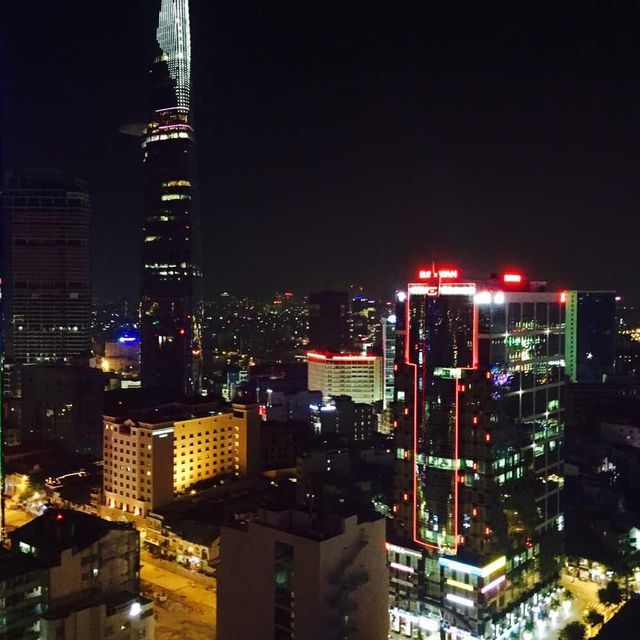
[388,267,567,639]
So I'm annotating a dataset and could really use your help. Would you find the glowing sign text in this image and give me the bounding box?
[503,273,522,283]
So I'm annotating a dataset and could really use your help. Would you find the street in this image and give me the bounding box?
[141,550,217,640]
[551,573,623,639]
[4,504,36,532]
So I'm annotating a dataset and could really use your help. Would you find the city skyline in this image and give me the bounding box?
[2,1,639,301]
[5,2,640,640]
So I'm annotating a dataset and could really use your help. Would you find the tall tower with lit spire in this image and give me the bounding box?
[140,0,202,398]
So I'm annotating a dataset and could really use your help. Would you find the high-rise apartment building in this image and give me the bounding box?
[139,0,202,398]
[564,291,616,383]
[310,395,375,443]
[263,389,322,423]
[389,267,567,639]
[615,304,640,379]
[351,295,379,351]
[1,171,92,397]
[217,508,388,640]
[0,551,47,639]
[308,291,350,353]
[307,352,383,405]
[21,364,105,455]
[9,509,153,640]
[103,401,260,516]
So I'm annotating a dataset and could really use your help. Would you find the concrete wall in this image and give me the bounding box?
[217,513,388,640]
[150,430,174,511]
[48,528,139,605]
[40,596,154,640]
[232,403,261,478]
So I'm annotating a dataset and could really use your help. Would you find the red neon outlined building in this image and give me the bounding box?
[405,272,479,553]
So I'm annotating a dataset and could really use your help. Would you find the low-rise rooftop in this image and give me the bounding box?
[11,509,135,555]
[104,399,256,427]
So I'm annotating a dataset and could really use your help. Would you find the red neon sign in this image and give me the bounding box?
[502,273,522,283]
[418,268,459,280]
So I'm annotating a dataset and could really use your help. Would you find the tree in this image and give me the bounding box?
[609,550,640,598]
[598,581,622,606]
[584,609,605,627]
[559,621,586,640]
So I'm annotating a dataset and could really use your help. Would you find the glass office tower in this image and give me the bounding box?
[389,268,566,639]
[140,0,202,398]
[2,171,92,397]
[564,291,616,384]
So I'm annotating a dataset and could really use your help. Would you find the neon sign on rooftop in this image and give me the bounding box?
[418,268,459,280]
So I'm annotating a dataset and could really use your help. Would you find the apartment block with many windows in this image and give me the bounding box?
[307,352,383,405]
[103,401,260,515]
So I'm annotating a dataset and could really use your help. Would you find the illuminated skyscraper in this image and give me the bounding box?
[140,0,202,398]
[388,267,567,639]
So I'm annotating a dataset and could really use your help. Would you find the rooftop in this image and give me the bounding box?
[245,508,382,542]
[105,401,225,426]
[43,591,152,621]
[105,399,257,426]
[11,509,135,555]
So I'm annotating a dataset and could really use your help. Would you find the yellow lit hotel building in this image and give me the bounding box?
[307,351,383,405]
[103,401,260,516]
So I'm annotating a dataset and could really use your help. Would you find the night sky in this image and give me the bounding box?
[2,1,640,301]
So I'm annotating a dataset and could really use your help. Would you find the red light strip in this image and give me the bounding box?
[307,352,376,362]
[410,360,422,547]
[454,381,459,544]
[405,278,482,553]
[406,285,450,552]
[472,300,478,368]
